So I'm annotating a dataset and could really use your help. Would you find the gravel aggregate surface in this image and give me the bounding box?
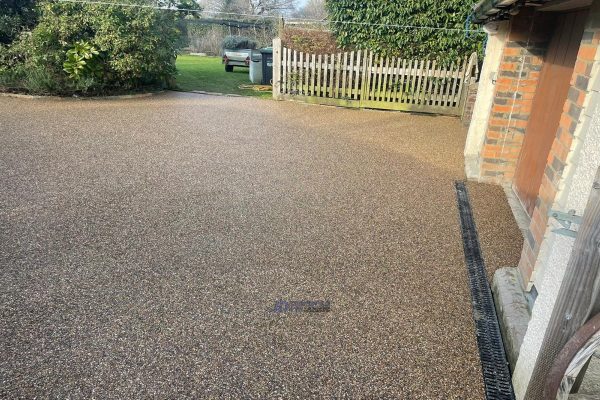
[0,92,519,399]
[466,182,523,281]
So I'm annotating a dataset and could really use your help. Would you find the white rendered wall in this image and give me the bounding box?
[464,22,509,179]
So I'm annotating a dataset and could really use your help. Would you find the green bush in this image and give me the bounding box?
[0,0,184,95]
[282,28,341,54]
[325,0,485,64]
[222,35,258,50]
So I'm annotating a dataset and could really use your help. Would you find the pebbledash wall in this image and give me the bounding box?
[465,6,600,289]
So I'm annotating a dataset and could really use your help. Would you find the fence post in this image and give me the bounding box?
[458,52,477,115]
[272,38,282,100]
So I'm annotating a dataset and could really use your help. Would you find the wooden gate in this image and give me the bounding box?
[272,38,478,116]
[513,10,588,215]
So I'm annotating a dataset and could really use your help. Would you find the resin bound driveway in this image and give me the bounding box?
[0,92,521,398]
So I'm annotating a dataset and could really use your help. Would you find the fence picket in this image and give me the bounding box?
[438,65,450,107]
[448,59,462,107]
[286,49,292,93]
[327,54,331,97]
[298,51,306,94]
[350,51,356,98]
[362,51,373,100]
[333,53,340,98]
[396,59,406,103]
[381,57,390,102]
[322,54,329,97]
[352,50,361,100]
[399,59,408,103]
[340,52,347,98]
[329,53,335,98]
[443,63,455,107]
[388,57,397,102]
[370,58,377,100]
[317,54,322,97]
[310,54,316,97]
[282,47,287,94]
[434,64,444,106]
[374,57,382,101]
[454,56,469,108]
[420,60,431,105]
[413,60,423,104]
[389,57,397,102]
[425,60,436,106]
[371,57,378,101]
[408,59,416,103]
[292,50,297,94]
[304,52,309,95]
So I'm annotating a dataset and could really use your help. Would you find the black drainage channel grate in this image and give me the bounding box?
[455,181,516,400]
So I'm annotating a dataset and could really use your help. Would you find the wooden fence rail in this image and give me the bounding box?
[272,38,478,116]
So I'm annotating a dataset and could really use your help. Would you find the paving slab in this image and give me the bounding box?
[0,92,519,398]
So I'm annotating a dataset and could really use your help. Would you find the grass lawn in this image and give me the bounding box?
[175,55,271,99]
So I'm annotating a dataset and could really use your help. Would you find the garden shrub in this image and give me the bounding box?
[0,0,183,95]
[281,27,341,54]
[325,0,485,64]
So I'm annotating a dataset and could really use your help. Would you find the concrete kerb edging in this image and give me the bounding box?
[0,90,164,100]
[189,90,243,97]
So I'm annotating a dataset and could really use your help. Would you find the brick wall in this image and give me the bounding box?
[478,10,554,183]
[472,8,600,286]
[518,16,600,284]
[461,82,479,126]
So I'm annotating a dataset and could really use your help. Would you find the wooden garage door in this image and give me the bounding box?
[513,10,588,216]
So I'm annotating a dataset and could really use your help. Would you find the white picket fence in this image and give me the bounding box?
[272,38,478,115]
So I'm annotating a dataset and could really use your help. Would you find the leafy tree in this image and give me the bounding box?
[293,0,326,20]
[325,0,484,64]
[205,0,295,15]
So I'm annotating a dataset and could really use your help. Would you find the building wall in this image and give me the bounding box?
[518,9,600,288]
[464,21,509,179]
[477,10,555,184]
[464,2,600,397]
[510,3,600,398]
[470,7,599,288]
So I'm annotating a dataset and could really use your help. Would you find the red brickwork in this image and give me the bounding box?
[461,82,479,127]
[479,10,555,183]
[517,23,600,284]
[474,8,600,287]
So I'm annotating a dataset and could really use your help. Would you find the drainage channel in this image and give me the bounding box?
[455,181,516,400]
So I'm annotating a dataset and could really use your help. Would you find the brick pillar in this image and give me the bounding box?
[478,10,555,184]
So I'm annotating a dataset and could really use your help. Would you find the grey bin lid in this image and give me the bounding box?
[250,50,263,62]
[259,47,273,54]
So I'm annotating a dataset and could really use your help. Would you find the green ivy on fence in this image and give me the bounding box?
[325,0,485,65]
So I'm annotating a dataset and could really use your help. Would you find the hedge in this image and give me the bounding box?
[325,0,485,64]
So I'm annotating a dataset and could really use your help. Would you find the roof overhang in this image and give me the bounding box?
[471,0,590,24]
